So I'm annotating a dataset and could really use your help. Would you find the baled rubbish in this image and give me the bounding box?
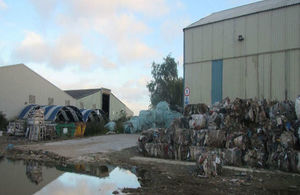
[138,97,300,175]
[196,151,222,177]
[124,101,182,134]
[104,121,116,131]
[296,96,300,120]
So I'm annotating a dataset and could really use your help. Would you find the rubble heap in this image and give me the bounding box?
[138,98,300,176]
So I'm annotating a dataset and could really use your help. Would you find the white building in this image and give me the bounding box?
[0,64,76,120]
[65,88,134,120]
[0,64,133,121]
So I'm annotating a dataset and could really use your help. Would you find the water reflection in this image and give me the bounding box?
[35,167,141,195]
[0,159,141,195]
[26,161,43,184]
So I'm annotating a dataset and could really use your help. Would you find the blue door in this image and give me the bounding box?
[211,60,223,104]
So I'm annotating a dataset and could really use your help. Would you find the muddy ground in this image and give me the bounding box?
[1,135,300,195]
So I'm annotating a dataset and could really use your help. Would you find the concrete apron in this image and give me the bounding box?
[130,156,300,177]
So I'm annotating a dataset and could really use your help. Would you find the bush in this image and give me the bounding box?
[115,120,124,134]
[0,111,8,131]
[85,120,107,136]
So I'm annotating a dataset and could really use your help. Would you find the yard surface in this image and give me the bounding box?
[15,134,140,158]
[1,135,300,194]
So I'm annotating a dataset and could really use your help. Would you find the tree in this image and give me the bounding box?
[147,55,183,109]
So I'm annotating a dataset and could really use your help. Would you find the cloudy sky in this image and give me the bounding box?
[0,0,259,115]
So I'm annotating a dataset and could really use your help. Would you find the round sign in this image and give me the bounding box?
[184,87,190,96]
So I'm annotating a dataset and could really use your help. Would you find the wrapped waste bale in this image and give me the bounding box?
[233,135,249,150]
[139,110,155,130]
[144,143,174,159]
[174,128,192,146]
[223,148,242,166]
[189,146,207,161]
[204,130,226,148]
[190,129,207,146]
[125,101,182,133]
[123,116,140,133]
[207,112,222,130]
[165,111,183,129]
[267,146,300,173]
[188,114,207,130]
[296,96,300,120]
[190,146,223,161]
[174,128,192,160]
[137,128,159,153]
[280,131,296,149]
[184,103,209,116]
[174,145,190,160]
[226,132,249,150]
[104,121,116,131]
[244,149,266,168]
[196,151,222,177]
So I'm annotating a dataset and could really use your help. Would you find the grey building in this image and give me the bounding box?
[183,0,300,105]
[65,88,133,120]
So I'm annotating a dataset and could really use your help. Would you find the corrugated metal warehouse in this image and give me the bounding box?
[65,88,134,120]
[183,0,300,105]
[0,64,76,119]
[0,64,133,120]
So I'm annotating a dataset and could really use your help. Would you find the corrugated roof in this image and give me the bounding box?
[185,0,300,30]
[65,88,101,99]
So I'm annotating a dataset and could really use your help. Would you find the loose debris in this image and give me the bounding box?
[138,98,300,176]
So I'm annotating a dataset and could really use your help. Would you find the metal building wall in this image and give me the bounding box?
[77,91,102,109]
[109,94,134,120]
[0,64,76,119]
[184,4,300,105]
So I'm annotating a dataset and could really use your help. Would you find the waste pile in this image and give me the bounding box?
[124,101,182,134]
[138,98,300,176]
[27,108,46,141]
[8,108,57,141]
[7,120,26,136]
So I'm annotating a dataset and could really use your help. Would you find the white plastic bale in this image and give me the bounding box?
[295,96,300,120]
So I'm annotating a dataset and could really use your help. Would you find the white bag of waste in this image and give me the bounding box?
[296,96,300,120]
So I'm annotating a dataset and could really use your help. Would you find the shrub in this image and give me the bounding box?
[115,120,124,134]
[0,111,8,131]
[85,120,107,136]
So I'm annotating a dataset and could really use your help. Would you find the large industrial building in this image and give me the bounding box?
[0,64,133,120]
[0,64,76,120]
[65,88,133,120]
[183,0,300,105]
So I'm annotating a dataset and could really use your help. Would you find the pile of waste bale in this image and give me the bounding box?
[138,98,300,176]
[124,101,182,133]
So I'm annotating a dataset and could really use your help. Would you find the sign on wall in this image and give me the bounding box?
[184,87,190,106]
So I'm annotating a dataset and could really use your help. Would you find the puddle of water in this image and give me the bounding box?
[0,158,141,195]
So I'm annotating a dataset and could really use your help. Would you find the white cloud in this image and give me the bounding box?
[113,75,151,115]
[117,40,159,63]
[53,1,161,64]
[161,17,190,43]
[0,0,7,10]
[64,0,169,18]
[13,31,98,69]
[30,0,58,19]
